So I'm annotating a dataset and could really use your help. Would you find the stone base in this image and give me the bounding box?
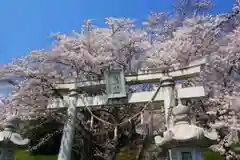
[170,147,203,160]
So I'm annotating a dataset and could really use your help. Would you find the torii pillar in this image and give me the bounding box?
[161,76,176,159]
[161,76,175,129]
[58,86,78,160]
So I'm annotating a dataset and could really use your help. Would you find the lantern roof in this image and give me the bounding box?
[0,116,29,148]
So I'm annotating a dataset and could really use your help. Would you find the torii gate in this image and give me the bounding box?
[49,58,207,160]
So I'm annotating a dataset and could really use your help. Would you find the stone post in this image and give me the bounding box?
[58,87,78,160]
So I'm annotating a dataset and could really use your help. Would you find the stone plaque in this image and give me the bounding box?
[104,69,127,99]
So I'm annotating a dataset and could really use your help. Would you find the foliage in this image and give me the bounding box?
[23,118,62,155]
[14,149,222,160]
[204,149,224,160]
[15,150,57,160]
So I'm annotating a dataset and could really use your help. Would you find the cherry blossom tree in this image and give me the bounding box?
[173,0,214,17]
[0,1,240,160]
[0,17,153,160]
[206,23,240,159]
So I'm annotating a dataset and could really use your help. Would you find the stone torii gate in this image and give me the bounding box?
[49,58,207,160]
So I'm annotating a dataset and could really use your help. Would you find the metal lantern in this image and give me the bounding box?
[104,68,127,99]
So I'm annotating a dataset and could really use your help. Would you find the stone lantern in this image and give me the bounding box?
[154,99,218,160]
[0,116,29,160]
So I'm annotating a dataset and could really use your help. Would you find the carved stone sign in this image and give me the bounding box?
[104,69,127,99]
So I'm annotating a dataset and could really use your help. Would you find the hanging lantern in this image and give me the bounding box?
[104,68,127,99]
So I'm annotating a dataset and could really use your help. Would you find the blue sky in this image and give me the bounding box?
[0,0,236,64]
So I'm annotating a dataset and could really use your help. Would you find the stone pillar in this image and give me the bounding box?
[161,77,175,160]
[161,77,175,128]
[58,88,78,160]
